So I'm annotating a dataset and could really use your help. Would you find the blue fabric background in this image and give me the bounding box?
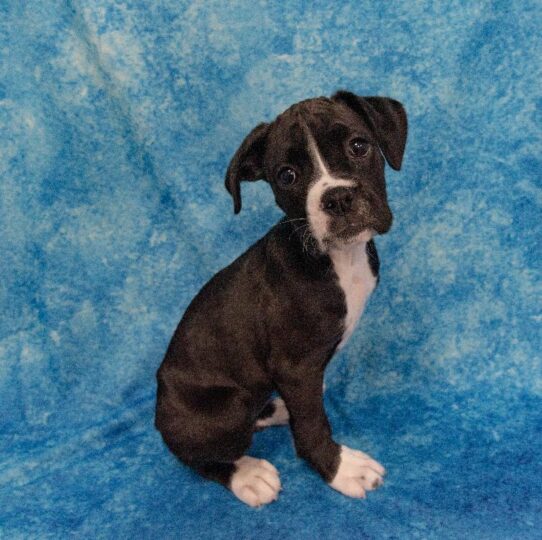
[1,1,541,538]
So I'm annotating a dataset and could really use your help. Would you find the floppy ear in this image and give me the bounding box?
[332,90,407,171]
[225,122,270,214]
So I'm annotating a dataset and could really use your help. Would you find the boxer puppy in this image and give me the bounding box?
[155,91,407,507]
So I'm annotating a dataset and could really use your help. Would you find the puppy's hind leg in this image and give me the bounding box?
[155,375,281,507]
[192,457,281,507]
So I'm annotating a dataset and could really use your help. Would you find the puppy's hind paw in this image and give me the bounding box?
[255,398,290,429]
[230,456,281,507]
[329,445,385,499]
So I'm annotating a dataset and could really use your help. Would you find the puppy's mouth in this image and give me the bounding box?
[326,223,375,246]
[337,222,365,238]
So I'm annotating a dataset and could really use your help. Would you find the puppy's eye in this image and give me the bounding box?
[349,138,371,158]
[277,167,297,187]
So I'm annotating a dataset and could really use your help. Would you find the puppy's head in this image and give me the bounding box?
[225,91,407,252]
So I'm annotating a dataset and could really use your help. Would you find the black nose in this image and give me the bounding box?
[321,187,355,216]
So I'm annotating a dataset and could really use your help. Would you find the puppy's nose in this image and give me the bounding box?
[321,187,355,216]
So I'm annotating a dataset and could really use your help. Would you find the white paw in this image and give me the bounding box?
[329,445,386,498]
[230,456,281,507]
[255,398,290,428]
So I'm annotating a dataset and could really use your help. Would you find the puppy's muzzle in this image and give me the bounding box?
[321,186,392,236]
[321,187,355,217]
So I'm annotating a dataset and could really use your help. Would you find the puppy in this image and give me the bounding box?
[155,91,407,507]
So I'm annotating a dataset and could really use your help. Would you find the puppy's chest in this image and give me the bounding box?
[330,244,377,349]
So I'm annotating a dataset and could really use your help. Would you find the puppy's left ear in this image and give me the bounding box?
[225,122,270,214]
[332,90,408,170]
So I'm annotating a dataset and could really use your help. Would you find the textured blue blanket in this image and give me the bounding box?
[1,1,541,538]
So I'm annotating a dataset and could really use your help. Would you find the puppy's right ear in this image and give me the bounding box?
[225,122,270,214]
[332,91,407,171]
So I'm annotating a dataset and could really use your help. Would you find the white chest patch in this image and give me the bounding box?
[330,242,377,348]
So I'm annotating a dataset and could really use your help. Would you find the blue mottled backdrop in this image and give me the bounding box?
[1,0,541,538]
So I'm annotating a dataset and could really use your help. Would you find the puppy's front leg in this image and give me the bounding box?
[276,372,338,479]
[276,369,386,499]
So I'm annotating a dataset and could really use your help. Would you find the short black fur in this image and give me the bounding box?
[155,220,349,481]
[155,90,407,498]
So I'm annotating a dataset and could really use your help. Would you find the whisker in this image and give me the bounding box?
[281,217,308,225]
[289,222,309,242]
[302,227,313,254]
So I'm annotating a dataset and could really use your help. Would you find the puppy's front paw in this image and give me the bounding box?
[230,456,281,507]
[329,445,385,498]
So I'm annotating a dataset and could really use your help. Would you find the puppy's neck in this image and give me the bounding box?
[328,240,369,274]
[278,217,370,273]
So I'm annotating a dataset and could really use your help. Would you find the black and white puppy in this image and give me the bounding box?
[155,91,407,507]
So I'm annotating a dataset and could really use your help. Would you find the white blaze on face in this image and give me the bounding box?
[304,134,377,349]
[305,138,356,251]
